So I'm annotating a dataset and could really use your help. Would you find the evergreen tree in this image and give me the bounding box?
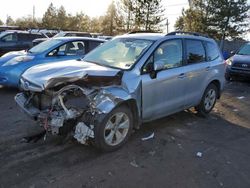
[175,0,250,40]
[101,1,125,35]
[120,0,165,31]
[6,16,15,26]
[15,16,39,28]
[56,6,68,30]
[42,3,57,29]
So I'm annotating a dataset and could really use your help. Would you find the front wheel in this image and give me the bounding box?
[196,84,218,117]
[93,105,133,152]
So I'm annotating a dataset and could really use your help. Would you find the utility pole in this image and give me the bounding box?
[166,18,169,33]
[33,5,35,22]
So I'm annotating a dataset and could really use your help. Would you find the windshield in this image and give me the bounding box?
[237,43,250,55]
[29,39,62,54]
[0,32,8,39]
[83,38,153,69]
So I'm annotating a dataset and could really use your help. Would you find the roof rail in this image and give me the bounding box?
[128,30,159,34]
[166,31,209,38]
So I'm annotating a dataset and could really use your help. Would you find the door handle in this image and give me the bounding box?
[205,66,210,71]
[178,73,185,79]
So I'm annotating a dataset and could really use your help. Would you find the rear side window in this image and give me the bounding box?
[186,40,205,64]
[205,42,220,61]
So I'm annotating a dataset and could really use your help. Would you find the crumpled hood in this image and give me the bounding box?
[21,60,120,91]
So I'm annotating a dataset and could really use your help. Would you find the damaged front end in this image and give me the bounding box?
[15,78,132,145]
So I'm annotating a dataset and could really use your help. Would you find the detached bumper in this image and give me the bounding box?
[15,93,40,119]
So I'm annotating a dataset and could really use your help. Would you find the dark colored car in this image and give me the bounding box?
[225,42,250,80]
[0,30,43,56]
[33,31,92,46]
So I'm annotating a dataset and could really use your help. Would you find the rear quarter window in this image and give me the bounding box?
[205,42,220,61]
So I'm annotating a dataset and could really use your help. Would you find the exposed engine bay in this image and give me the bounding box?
[16,81,127,145]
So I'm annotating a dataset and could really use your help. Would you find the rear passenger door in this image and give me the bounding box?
[182,39,211,107]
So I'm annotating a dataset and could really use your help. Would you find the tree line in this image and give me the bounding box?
[0,0,249,40]
[1,0,165,36]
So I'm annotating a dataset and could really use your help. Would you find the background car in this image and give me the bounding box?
[0,30,44,56]
[32,31,92,46]
[0,37,105,87]
[225,42,250,81]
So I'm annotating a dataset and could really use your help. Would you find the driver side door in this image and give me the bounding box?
[141,39,186,122]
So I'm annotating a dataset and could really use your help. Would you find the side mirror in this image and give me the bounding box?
[154,60,164,71]
[57,51,65,56]
[230,50,235,55]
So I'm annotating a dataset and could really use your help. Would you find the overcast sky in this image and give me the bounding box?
[0,0,189,32]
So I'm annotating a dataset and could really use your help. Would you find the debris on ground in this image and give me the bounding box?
[141,132,154,141]
[20,130,46,143]
[196,152,203,158]
[177,143,183,149]
[236,96,245,100]
[149,151,156,156]
[130,159,139,168]
[233,109,239,112]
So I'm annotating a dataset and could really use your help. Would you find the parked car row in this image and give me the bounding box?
[0,37,105,87]
[0,29,112,56]
[2,31,225,151]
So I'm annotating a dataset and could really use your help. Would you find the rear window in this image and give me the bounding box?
[205,42,220,61]
[186,39,206,64]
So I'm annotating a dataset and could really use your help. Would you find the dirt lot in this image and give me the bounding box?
[0,81,250,188]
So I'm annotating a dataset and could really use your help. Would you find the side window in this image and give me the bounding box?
[143,39,183,73]
[48,41,86,56]
[18,33,29,41]
[205,42,220,61]
[2,33,17,42]
[154,39,183,69]
[88,41,103,52]
[186,40,206,64]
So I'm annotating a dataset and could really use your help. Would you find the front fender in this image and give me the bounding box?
[93,86,133,114]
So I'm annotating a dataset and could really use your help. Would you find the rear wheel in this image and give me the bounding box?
[196,84,218,117]
[93,105,133,152]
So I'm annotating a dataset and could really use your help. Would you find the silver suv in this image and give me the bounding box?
[15,32,225,151]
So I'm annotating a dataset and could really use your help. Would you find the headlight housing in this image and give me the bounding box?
[226,58,232,66]
[2,56,34,66]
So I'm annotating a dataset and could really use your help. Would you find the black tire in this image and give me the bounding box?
[196,84,218,117]
[93,105,133,152]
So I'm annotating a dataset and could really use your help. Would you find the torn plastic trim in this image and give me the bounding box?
[74,122,94,144]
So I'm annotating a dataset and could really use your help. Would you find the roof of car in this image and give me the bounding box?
[120,33,165,40]
[2,30,43,35]
[61,31,90,34]
[54,36,106,42]
[119,32,214,42]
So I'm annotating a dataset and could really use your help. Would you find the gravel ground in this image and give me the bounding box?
[0,81,250,188]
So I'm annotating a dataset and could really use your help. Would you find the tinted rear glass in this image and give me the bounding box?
[205,42,220,61]
[186,40,206,64]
